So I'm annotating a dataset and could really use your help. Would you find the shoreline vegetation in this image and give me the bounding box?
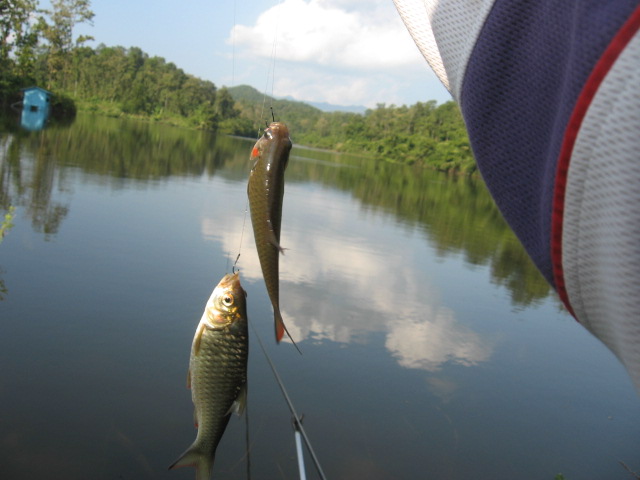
[1,0,475,174]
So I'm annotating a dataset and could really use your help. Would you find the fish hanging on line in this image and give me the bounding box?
[169,272,249,480]
[247,121,297,348]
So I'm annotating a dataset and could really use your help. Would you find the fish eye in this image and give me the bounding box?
[222,294,234,307]
[265,129,273,140]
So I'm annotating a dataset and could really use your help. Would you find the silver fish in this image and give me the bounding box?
[169,272,249,480]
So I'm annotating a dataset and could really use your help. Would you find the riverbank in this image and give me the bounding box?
[74,99,200,130]
[72,100,478,175]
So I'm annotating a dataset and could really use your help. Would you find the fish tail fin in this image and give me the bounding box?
[275,310,302,355]
[168,442,213,480]
[274,310,285,343]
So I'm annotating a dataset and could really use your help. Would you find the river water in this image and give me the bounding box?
[0,114,638,479]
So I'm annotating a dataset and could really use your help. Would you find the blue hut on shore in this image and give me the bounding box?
[21,86,52,131]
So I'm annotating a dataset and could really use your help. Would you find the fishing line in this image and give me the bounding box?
[236,0,285,271]
[231,0,237,86]
[258,0,285,132]
[227,0,244,270]
[245,397,252,480]
[233,201,249,272]
[249,320,329,480]
[236,0,285,266]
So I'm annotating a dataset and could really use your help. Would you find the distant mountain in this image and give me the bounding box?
[227,85,366,115]
[227,85,321,115]
[226,85,324,140]
[227,85,271,104]
[282,96,367,114]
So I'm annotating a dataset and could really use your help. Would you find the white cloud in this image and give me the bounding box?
[231,0,422,70]
[272,68,415,107]
[226,0,452,107]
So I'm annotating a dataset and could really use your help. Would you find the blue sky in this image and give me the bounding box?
[64,0,452,108]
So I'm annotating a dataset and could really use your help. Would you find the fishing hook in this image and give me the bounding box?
[232,253,241,273]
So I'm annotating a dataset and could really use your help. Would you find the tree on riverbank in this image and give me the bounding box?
[60,44,231,129]
[39,0,94,90]
[0,0,94,108]
[0,0,40,104]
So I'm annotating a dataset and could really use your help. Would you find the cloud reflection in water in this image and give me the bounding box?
[201,183,493,372]
[386,307,492,371]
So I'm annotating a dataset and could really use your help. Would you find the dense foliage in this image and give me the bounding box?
[229,86,475,173]
[0,0,40,102]
[57,45,246,130]
[1,0,475,172]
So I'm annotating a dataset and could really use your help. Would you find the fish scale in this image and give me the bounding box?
[190,327,248,450]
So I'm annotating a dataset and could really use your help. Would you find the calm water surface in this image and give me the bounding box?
[1,114,638,479]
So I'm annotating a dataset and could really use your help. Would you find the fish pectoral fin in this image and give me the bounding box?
[227,383,248,416]
[193,322,205,356]
[266,228,286,255]
[271,240,287,255]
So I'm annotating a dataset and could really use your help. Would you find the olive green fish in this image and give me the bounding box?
[247,121,294,345]
[169,272,249,480]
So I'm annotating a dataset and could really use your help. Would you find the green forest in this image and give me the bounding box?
[1,0,476,173]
